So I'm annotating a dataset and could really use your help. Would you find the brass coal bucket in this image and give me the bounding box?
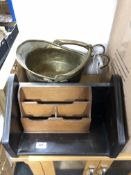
[16,39,92,82]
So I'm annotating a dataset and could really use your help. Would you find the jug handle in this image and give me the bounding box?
[93,44,105,55]
[98,54,110,69]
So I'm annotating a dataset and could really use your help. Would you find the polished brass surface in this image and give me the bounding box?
[26,48,82,78]
[16,39,92,82]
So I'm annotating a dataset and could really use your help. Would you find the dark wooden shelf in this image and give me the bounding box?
[0,24,18,68]
[2,74,128,158]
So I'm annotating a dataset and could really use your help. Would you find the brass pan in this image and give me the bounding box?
[16,39,93,82]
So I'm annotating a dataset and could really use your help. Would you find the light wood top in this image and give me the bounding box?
[10,153,131,162]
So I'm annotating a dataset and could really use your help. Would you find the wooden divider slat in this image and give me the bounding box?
[58,102,91,117]
[21,118,91,133]
[20,86,91,101]
[22,102,54,116]
[21,101,91,117]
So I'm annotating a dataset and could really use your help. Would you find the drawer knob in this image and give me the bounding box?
[89,168,95,175]
[101,167,107,175]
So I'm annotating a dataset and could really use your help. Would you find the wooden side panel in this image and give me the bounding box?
[97,160,113,174]
[25,161,45,175]
[0,90,5,114]
[0,145,13,175]
[41,161,56,175]
[83,160,100,175]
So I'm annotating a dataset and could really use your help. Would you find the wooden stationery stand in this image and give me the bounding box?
[2,74,127,157]
[19,84,92,133]
[0,73,129,174]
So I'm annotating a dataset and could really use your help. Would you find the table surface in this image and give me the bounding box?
[10,153,131,162]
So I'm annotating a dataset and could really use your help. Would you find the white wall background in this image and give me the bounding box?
[0,0,118,141]
[12,0,117,46]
